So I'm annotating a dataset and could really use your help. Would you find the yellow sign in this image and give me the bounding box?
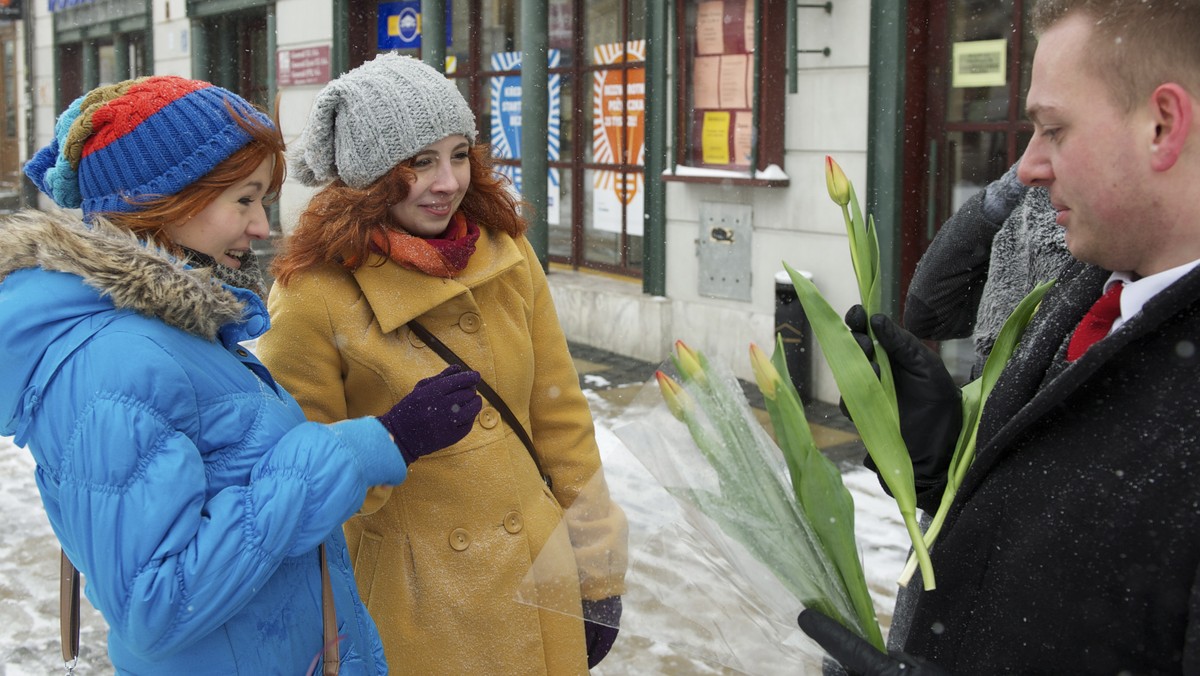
[952,39,1007,88]
[701,111,731,165]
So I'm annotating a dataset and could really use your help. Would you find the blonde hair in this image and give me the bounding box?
[1032,0,1200,112]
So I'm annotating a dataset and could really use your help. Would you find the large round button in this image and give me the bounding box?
[242,312,267,337]
[504,511,523,534]
[479,407,500,429]
[407,329,425,348]
[459,312,481,333]
[449,528,471,551]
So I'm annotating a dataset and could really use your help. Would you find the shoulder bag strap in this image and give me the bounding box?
[60,549,79,674]
[406,319,550,488]
[59,548,340,675]
[319,543,340,675]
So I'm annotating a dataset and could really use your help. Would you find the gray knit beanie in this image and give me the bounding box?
[289,53,477,189]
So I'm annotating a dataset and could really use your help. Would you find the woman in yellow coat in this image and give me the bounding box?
[258,54,628,675]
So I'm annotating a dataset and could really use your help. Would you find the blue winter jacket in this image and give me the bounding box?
[0,211,403,674]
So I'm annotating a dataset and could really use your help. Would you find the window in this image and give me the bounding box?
[671,0,787,186]
[193,11,270,109]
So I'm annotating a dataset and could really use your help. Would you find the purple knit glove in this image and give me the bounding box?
[377,365,482,465]
[582,596,622,668]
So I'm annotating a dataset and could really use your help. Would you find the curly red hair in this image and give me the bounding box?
[271,143,528,286]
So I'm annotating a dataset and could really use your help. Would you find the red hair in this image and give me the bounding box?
[98,102,287,251]
[272,143,528,286]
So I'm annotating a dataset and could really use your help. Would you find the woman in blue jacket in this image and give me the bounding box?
[0,75,481,674]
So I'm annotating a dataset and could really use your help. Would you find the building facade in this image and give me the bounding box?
[11,0,1036,402]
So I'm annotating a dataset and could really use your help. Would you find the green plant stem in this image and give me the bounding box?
[785,262,936,590]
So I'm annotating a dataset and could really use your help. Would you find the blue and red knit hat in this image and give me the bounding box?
[24,76,272,216]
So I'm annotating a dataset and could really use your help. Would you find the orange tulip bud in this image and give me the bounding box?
[655,370,692,421]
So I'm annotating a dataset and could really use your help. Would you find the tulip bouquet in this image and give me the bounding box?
[654,340,885,650]
[638,158,1051,655]
[787,157,1051,588]
[638,156,1051,653]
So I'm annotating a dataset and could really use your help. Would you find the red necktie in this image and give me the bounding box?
[1066,282,1125,362]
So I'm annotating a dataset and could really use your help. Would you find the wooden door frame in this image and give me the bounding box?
[0,23,18,192]
[899,0,939,310]
[899,0,1034,315]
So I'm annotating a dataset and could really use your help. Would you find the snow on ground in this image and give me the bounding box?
[0,381,909,675]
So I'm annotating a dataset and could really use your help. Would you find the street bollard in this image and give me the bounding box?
[774,270,814,404]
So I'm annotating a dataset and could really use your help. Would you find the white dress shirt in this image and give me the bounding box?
[1107,259,1200,334]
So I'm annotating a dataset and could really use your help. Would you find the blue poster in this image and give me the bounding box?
[377,1,452,51]
[489,50,561,225]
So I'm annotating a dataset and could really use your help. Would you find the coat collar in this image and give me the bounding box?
[964,260,1200,497]
[352,225,525,333]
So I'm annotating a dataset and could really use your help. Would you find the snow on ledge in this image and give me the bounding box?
[662,164,790,181]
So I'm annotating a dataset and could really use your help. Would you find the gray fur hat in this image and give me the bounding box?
[289,53,477,189]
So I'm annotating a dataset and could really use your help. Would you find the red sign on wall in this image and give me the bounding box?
[277,46,331,87]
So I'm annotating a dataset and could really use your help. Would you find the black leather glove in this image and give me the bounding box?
[843,305,961,486]
[377,365,483,466]
[798,609,951,676]
[582,596,622,668]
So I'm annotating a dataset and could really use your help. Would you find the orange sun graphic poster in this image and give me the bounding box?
[591,40,645,236]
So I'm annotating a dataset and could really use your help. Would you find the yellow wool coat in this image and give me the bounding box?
[258,227,628,675]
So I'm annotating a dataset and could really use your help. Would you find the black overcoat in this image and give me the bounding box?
[903,261,1200,674]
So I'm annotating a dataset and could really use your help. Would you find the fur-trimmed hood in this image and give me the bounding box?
[0,209,267,438]
[0,209,247,339]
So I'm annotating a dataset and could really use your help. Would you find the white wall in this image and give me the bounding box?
[153,0,192,77]
[29,0,56,210]
[274,0,334,231]
[657,0,871,402]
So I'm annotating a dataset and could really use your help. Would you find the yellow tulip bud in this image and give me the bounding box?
[825,155,851,207]
[749,343,781,400]
[655,370,692,421]
[674,340,708,386]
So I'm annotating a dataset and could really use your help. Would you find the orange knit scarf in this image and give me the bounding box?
[359,212,481,278]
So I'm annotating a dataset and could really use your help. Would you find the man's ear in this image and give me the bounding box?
[1149,83,1193,172]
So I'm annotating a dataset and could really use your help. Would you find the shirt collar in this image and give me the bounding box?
[1108,259,1200,332]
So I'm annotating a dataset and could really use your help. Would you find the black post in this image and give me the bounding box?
[774,270,814,404]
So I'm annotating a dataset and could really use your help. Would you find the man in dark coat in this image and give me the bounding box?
[800,0,1200,673]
